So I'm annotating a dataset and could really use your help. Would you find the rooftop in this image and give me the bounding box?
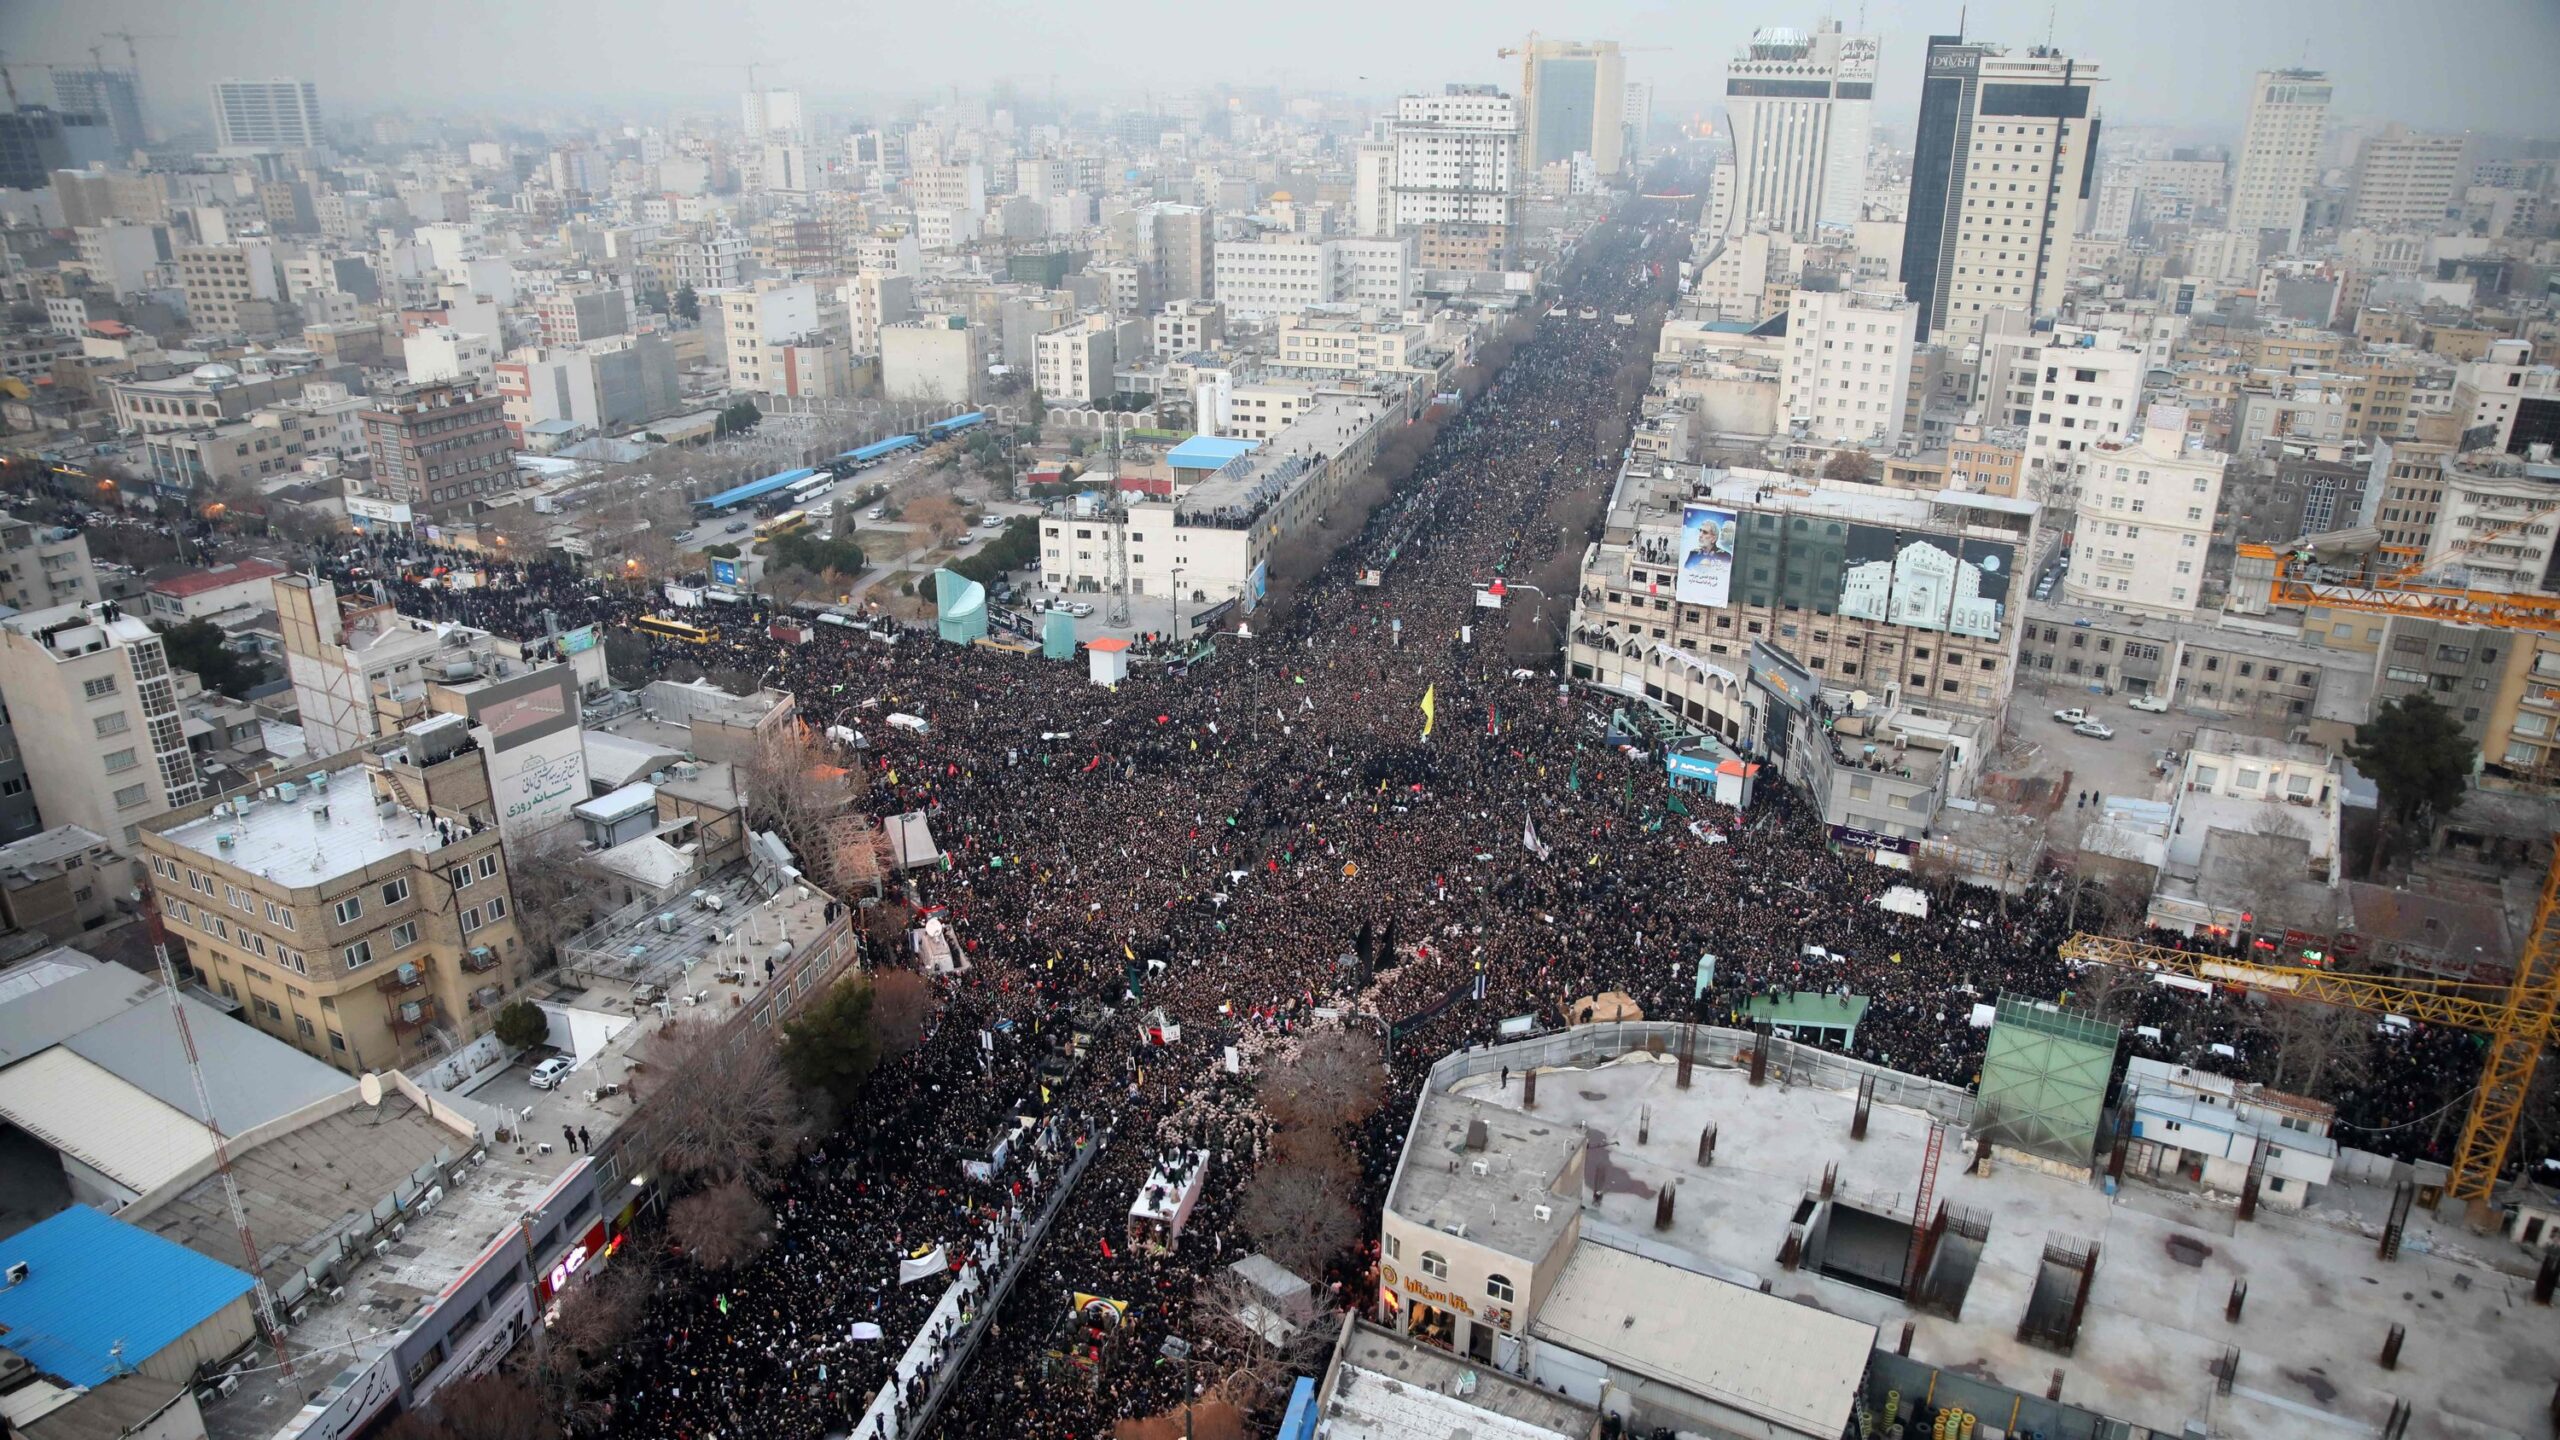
[1389,1089,1581,1262]
[146,559,288,600]
[153,762,465,885]
[1443,1031,2553,1439]
[0,1206,253,1387]
[0,827,112,885]
[1328,1321,1594,1439]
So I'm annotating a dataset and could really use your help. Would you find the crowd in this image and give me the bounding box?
[329,195,2498,1440]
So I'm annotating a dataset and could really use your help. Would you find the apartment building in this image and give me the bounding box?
[2018,327,2145,507]
[2062,406,2227,619]
[0,602,202,852]
[1275,314,1435,378]
[175,240,280,334]
[1569,465,2041,733]
[880,318,976,405]
[0,511,97,612]
[140,719,531,1074]
[1517,37,1626,176]
[842,270,916,355]
[536,286,629,346]
[1152,300,1224,358]
[357,382,513,519]
[2451,340,2560,454]
[1780,284,1919,448]
[1035,313,1119,406]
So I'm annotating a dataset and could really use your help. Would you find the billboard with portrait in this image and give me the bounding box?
[1675,503,1736,608]
[1836,527,2014,641]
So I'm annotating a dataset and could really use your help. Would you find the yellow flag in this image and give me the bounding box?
[1124,941,1136,961]
[1419,684,1437,740]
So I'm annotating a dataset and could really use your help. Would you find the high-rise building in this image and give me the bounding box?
[50,68,145,152]
[1387,86,1522,269]
[209,79,323,151]
[1152,204,1215,302]
[742,88,805,140]
[0,601,202,853]
[2063,405,2225,619]
[1898,37,2103,345]
[2229,69,2331,250]
[1517,38,1626,177]
[1622,81,1654,162]
[0,108,114,190]
[1722,22,1878,238]
[2345,124,2468,231]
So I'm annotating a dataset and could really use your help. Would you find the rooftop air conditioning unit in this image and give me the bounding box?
[654,912,677,935]
[1471,1160,1490,1176]
[1533,1204,1553,1222]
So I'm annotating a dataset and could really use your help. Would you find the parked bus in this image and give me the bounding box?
[634,615,716,644]
[755,510,811,541]
[786,474,834,505]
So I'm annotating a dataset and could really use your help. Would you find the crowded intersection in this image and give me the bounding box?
[331,198,2493,1440]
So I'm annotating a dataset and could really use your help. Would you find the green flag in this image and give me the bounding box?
[1668,795,1691,816]
[1567,765,1581,793]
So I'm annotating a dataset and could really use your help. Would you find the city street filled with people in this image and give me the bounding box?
[333,198,2494,1440]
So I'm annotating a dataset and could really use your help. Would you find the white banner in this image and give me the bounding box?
[897,1245,948,1286]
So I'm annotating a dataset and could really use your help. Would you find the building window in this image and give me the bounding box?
[333,896,363,925]
[391,920,420,950]
[102,748,137,773]
[94,713,130,738]
[342,940,373,970]
[450,865,474,890]
[381,878,410,906]
[82,675,118,699]
[486,895,509,921]
[113,783,148,810]
[477,853,499,879]
[1420,1251,1448,1281]
[460,905,483,935]
[1486,1274,1515,1303]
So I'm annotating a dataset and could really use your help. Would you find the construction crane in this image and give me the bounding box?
[153,933,298,1380]
[2069,520,2560,1220]
[100,29,170,75]
[2058,915,2555,1222]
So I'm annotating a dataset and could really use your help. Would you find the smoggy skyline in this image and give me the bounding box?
[4,0,2556,140]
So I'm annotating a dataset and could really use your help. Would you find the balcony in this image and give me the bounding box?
[461,945,500,973]
[374,959,429,995]
[387,994,439,1033]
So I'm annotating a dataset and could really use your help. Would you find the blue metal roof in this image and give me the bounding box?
[1167,435,1258,471]
[699,467,818,511]
[0,1206,254,1384]
[839,435,920,464]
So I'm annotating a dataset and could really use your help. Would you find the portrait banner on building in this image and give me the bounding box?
[1675,502,1736,607]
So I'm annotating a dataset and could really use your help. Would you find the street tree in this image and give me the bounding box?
[379,1372,561,1440]
[628,1019,801,1190]
[1235,1128,1364,1279]
[669,1179,773,1270]
[780,974,884,1109]
[494,999,549,1051]
[2346,694,2473,859]
[1259,1026,1386,1131]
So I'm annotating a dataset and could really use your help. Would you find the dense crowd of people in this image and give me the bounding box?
[335,195,2501,1439]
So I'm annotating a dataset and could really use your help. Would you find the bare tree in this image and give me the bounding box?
[2227,806,2314,910]
[902,494,968,549]
[379,1371,562,1440]
[1236,1130,1364,1278]
[870,967,936,1059]
[503,826,603,969]
[547,1253,654,1362]
[735,722,868,886]
[628,1019,803,1190]
[1259,1027,1387,1132]
[2247,996,2374,1098]
[762,563,829,610]
[670,1179,774,1270]
[1823,447,1874,483]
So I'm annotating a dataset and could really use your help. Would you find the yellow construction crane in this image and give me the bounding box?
[2070,533,2560,1219]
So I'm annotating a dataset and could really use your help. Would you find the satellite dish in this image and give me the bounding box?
[359,1073,384,1107]
[1849,689,1872,710]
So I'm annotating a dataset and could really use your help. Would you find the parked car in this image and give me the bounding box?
[1068,602,1094,618]
[725,518,750,534]
[980,515,1005,529]
[528,1056,575,1090]
[2073,721,2116,740]
[866,505,886,520]
[2129,693,2170,713]
[2052,707,2090,725]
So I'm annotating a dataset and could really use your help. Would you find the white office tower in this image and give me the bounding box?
[743,88,805,140]
[2228,69,2331,251]
[210,79,323,152]
[1388,86,1522,269]
[1721,22,1878,238]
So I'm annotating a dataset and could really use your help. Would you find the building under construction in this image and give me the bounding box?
[1369,1016,2558,1440]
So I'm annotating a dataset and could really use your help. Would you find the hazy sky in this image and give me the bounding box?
[5,0,2555,138]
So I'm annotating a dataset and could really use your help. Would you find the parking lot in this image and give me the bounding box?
[2002,686,2197,808]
